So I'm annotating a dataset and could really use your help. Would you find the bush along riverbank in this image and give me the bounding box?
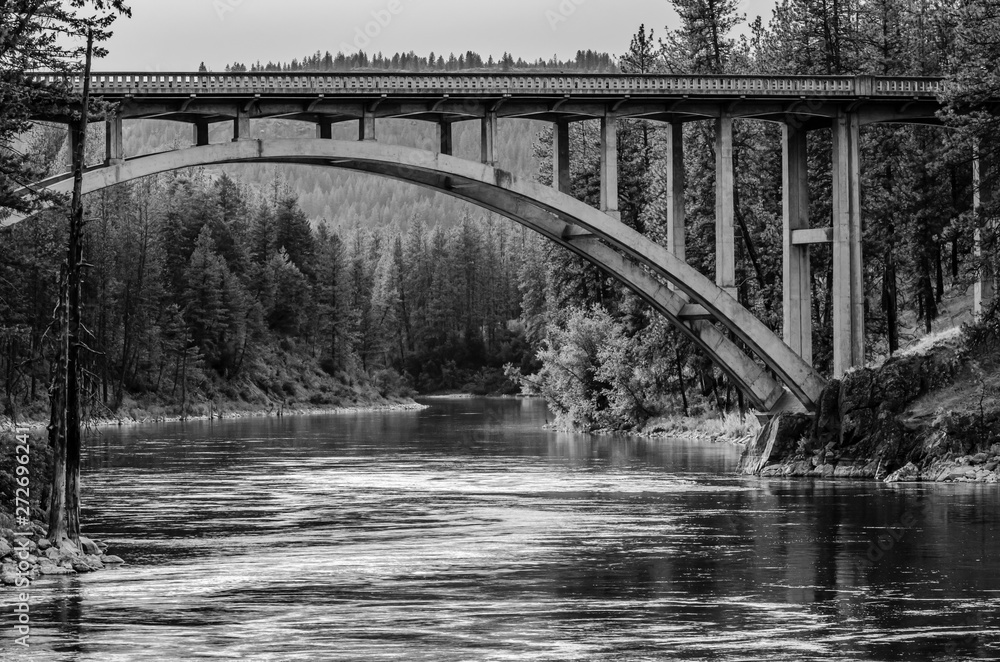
[739,322,1000,482]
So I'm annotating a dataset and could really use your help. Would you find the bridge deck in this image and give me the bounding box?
[31,72,944,98]
[28,72,949,126]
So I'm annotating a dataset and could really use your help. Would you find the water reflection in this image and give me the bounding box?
[10,397,999,661]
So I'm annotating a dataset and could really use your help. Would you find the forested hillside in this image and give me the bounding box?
[3,6,1000,434]
[117,116,543,224]
[513,3,1000,431]
[217,49,618,74]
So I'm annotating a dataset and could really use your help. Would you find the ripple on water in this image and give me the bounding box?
[21,398,1000,661]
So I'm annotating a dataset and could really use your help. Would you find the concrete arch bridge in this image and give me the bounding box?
[6,72,992,414]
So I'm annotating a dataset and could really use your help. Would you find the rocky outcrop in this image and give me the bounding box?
[741,335,1000,483]
[737,413,811,475]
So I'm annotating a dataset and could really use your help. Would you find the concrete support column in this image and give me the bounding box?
[974,147,995,317]
[552,120,571,194]
[666,122,686,263]
[360,108,376,141]
[601,110,622,220]
[600,110,620,219]
[193,120,210,147]
[782,123,812,363]
[715,113,736,295]
[105,112,123,165]
[68,123,79,170]
[439,120,453,156]
[481,112,497,165]
[233,108,251,141]
[831,110,865,377]
[316,118,333,140]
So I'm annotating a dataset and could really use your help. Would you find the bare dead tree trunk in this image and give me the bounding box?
[674,346,688,417]
[46,280,67,544]
[49,29,93,546]
[65,29,94,546]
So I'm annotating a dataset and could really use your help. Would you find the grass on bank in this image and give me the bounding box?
[641,410,762,444]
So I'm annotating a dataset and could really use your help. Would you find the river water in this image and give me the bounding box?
[9,397,1000,661]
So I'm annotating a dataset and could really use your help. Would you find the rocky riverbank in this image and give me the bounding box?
[2,399,427,432]
[1,522,124,584]
[739,326,1000,483]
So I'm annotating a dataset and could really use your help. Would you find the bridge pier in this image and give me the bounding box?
[233,108,251,141]
[105,112,123,166]
[831,110,865,377]
[715,114,736,296]
[193,119,210,147]
[782,123,812,364]
[552,120,571,194]
[316,118,333,140]
[974,148,996,317]
[360,108,376,141]
[600,110,620,219]
[481,112,497,165]
[666,123,685,265]
[439,120,453,156]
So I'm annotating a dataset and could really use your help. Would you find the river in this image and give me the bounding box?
[10,397,1000,661]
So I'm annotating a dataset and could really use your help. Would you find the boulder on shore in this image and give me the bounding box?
[78,536,101,556]
[885,462,920,483]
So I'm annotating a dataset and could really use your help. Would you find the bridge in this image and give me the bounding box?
[7,72,989,414]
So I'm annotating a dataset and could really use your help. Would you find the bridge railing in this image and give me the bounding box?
[27,72,945,98]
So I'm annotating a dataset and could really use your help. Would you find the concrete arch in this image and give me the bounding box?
[10,139,826,411]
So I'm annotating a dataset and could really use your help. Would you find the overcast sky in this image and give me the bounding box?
[96,0,778,72]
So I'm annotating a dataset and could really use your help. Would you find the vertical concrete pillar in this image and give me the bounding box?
[782,122,812,364]
[439,120,453,156]
[831,110,865,377]
[233,108,251,141]
[67,123,79,170]
[600,110,620,219]
[359,108,376,141]
[666,122,686,263]
[316,117,333,140]
[715,113,736,295]
[552,120,571,194]
[974,147,995,316]
[481,111,497,165]
[193,120,210,147]
[105,112,123,165]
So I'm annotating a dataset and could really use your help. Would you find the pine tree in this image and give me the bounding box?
[664,0,745,73]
